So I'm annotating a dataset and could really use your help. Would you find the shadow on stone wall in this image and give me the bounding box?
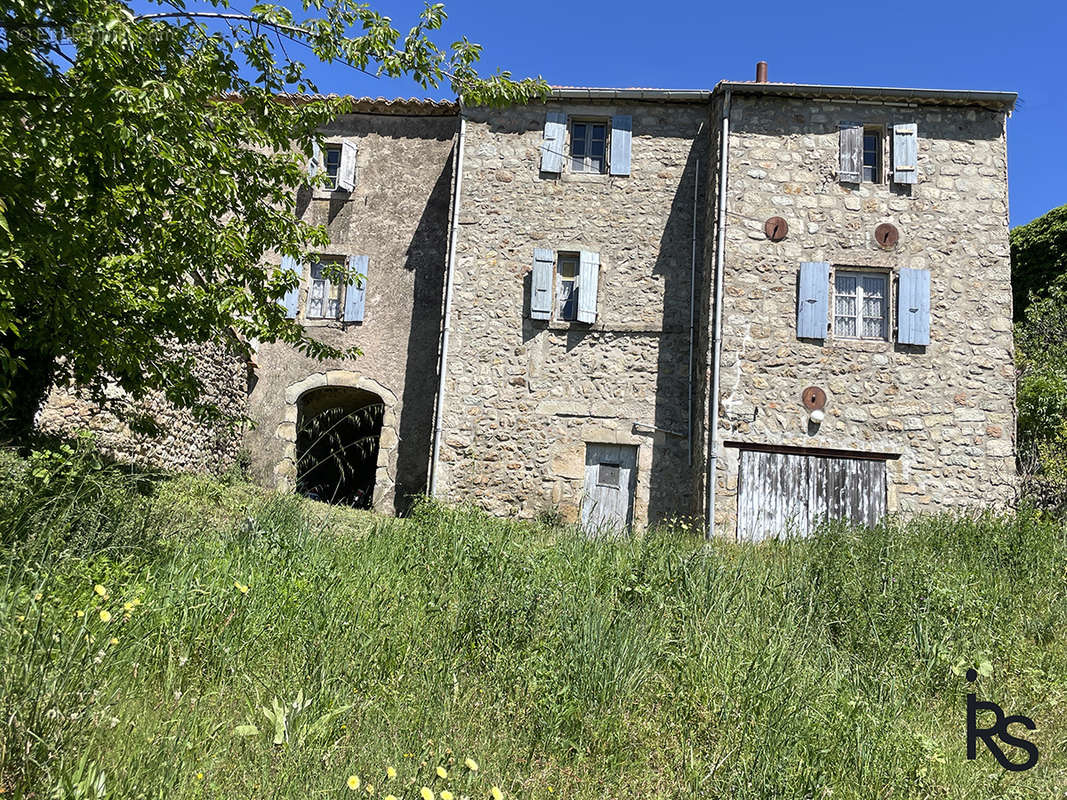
[394,147,455,514]
[647,135,708,525]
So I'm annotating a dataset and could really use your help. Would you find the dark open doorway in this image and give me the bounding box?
[296,387,384,507]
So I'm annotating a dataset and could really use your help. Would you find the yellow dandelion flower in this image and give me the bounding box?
[420,787,435,800]
[124,601,135,611]
[94,584,108,599]
[435,767,447,779]
[76,610,85,618]
[99,609,112,622]
[234,581,249,595]
[442,791,454,800]
[196,772,204,780]
[385,796,398,800]
[347,775,361,791]
[490,787,503,800]
[110,637,119,646]
[366,784,375,795]
[386,767,397,780]
[464,758,478,772]
[34,592,43,601]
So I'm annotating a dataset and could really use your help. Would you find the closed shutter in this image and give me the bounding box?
[280,255,301,319]
[336,140,358,192]
[797,261,830,339]
[838,122,863,183]
[892,123,918,185]
[609,115,632,176]
[530,248,554,320]
[540,111,566,174]
[897,268,930,345]
[577,250,600,324]
[344,254,369,323]
[307,140,323,180]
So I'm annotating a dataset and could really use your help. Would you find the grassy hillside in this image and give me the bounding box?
[1,447,1066,798]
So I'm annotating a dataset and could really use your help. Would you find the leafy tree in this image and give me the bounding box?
[0,0,545,438]
[1010,203,1067,320]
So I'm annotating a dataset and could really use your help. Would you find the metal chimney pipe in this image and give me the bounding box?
[755,61,768,83]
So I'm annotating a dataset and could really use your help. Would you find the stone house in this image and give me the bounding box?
[39,70,1019,539]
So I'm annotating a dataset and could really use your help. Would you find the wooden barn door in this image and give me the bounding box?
[737,449,886,542]
[582,444,638,535]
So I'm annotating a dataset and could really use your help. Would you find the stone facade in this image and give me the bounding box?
[707,89,1017,535]
[434,100,709,525]
[36,82,1019,536]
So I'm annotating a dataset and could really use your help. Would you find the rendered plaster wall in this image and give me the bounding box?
[436,101,709,525]
[248,110,457,514]
[709,93,1017,536]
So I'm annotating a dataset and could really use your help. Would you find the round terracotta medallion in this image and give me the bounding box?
[801,386,827,411]
[764,216,788,242]
[875,222,899,249]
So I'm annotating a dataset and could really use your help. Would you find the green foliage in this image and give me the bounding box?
[2,460,1066,797]
[1011,204,1067,320]
[0,0,547,432]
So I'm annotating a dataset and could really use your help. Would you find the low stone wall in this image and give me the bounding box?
[37,340,248,473]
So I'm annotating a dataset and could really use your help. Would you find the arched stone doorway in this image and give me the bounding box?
[274,372,399,511]
[296,386,383,507]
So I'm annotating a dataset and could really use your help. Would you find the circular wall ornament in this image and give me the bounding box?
[875,223,899,249]
[764,216,788,242]
[801,386,827,411]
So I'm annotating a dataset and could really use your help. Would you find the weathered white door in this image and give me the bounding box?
[581,444,638,535]
[737,449,886,542]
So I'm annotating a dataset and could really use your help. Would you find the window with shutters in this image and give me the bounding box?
[569,119,608,174]
[323,145,342,190]
[862,127,883,183]
[307,256,344,320]
[556,252,580,320]
[833,270,889,340]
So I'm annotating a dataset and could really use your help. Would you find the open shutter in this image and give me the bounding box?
[577,251,600,324]
[797,261,829,339]
[344,254,369,323]
[530,248,554,320]
[307,140,323,181]
[337,140,358,192]
[838,122,863,183]
[540,111,566,174]
[609,115,632,176]
[897,268,930,345]
[892,123,918,185]
[280,255,301,319]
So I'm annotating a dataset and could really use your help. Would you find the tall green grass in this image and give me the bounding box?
[1,447,1065,798]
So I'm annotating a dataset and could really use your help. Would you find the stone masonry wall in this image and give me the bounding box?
[37,340,248,473]
[247,110,457,514]
[710,94,1017,536]
[438,101,709,525]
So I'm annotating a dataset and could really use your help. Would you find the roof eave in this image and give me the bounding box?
[713,81,1017,111]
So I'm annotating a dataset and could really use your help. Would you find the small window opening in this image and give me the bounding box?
[307,256,344,320]
[324,145,342,189]
[834,270,888,340]
[598,462,621,488]
[570,120,607,174]
[557,252,580,321]
[862,129,882,183]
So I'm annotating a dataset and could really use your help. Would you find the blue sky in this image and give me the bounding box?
[147,0,1066,227]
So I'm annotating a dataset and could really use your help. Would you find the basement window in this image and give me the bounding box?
[834,270,888,340]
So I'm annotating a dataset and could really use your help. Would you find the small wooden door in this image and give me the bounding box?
[581,444,638,535]
[737,449,886,542]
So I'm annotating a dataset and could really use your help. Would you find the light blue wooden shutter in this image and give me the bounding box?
[838,122,862,183]
[892,123,918,185]
[280,255,300,319]
[307,140,323,180]
[530,248,554,320]
[609,115,632,176]
[344,255,369,323]
[797,262,829,339]
[337,140,358,192]
[540,111,566,174]
[577,251,600,324]
[897,268,930,345]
